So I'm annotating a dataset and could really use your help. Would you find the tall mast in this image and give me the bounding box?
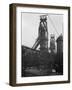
[32,15,48,53]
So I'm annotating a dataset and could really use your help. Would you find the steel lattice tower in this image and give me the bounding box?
[32,15,48,53]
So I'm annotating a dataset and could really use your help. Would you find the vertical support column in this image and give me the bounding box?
[39,15,48,53]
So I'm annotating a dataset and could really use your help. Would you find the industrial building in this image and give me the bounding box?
[22,15,63,77]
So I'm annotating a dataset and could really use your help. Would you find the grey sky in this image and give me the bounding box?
[22,13,63,48]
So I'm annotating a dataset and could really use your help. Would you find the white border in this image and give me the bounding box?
[16,7,68,83]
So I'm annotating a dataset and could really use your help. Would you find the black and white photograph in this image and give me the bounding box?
[9,4,70,86]
[21,13,63,77]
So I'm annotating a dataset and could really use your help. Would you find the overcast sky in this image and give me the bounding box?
[22,13,63,48]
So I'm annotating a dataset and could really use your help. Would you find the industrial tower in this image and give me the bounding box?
[50,34,55,53]
[32,15,48,53]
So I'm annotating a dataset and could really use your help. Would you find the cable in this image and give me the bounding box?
[47,15,59,35]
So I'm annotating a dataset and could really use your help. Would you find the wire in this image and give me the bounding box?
[40,14,59,35]
[47,15,59,35]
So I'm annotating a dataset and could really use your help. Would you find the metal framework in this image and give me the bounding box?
[32,15,48,53]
